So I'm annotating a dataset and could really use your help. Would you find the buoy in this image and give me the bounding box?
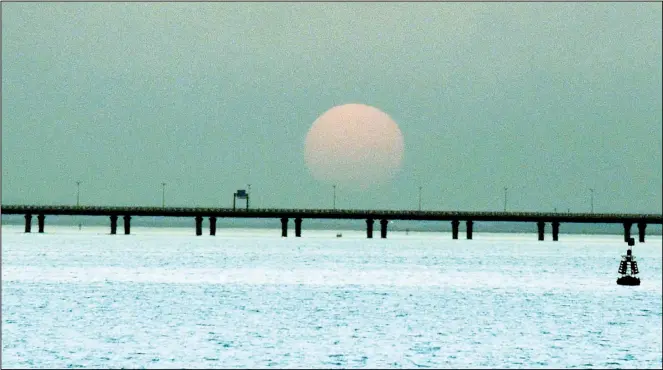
[617,237,640,286]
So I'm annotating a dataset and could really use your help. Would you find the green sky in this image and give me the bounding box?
[2,2,661,213]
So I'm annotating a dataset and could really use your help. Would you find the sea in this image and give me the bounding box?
[2,225,662,369]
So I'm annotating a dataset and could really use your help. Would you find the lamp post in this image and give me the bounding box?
[503,187,508,212]
[76,181,81,207]
[333,185,336,210]
[161,182,166,208]
[418,186,422,211]
[590,188,594,214]
[247,184,251,209]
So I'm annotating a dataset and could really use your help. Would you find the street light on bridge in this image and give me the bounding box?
[418,186,422,211]
[590,188,594,214]
[504,187,508,212]
[76,181,82,207]
[333,184,336,210]
[161,182,166,208]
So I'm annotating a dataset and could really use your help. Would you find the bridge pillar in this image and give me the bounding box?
[123,215,131,235]
[537,221,545,241]
[552,221,559,241]
[281,217,288,237]
[110,215,118,235]
[366,218,374,238]
[637,222,646,243]
[380,219,388,239]
[623,222,632,242]
[295,218,302,237]
[195,216,203,236]
[209,217,217,236]
[451,220,459,239]
[37,214,45,233]
[466,220,473,240]
[24,214,32,233]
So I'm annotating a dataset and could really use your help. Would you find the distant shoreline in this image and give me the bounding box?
[2,215,661,236]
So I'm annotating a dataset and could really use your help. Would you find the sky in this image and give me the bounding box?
[2,2,661,213]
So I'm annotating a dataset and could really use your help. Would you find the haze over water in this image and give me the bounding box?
[2,225,661,369]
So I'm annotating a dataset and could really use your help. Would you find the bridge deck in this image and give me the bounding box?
[2,205,661,224]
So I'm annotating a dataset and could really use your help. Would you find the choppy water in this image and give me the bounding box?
[2,225,662,369]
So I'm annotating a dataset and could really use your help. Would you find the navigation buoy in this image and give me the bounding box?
[617,238,640,286]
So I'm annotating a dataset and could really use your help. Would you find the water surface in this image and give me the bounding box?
[2,226,662,368]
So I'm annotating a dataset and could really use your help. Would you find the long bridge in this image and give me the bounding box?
[2,205,661,242]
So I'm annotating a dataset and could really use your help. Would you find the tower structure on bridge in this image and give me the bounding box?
[233,189,250,210]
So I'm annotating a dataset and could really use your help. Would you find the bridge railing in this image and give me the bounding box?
[1,204,661,222]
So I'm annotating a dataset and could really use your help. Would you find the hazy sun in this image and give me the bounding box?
[304,103,404,189]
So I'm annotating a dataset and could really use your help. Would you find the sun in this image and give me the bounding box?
[304,103,404,189]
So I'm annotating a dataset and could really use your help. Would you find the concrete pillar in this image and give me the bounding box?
[281,217,288,237]
[209,217,217,236]
[552,221,560,241]
[466,220,473,240]
[637,222,646,243]
[451,220,459,239]
[195,216,203,236]
[380,219,388,239]
[37,214,45,233]
[295,218,302,237]
[366,218,374,239]
[537,221,545,241]
[623,222,632,243]
[24,214,32,233]
[123,215,131,235]
[110,215,118,235]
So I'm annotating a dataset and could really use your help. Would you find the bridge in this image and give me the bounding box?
[3,205,661,242]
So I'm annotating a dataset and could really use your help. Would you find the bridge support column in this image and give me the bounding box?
[210,217,217,236]
[637,222,646,243]
[623,222,632,242]
[366,218,374,239]
[37,214,45,233]
[451,220,459,239]
[123,215,131,235]
[295,218,302,237]
[195,216,203,236]
[281,217,288,237]
[537,221,545,241]
[24,214,32,233]
[466,220,473,240]
[380,219,388,239]
[552,221,559,241]
[110,215,118,235]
